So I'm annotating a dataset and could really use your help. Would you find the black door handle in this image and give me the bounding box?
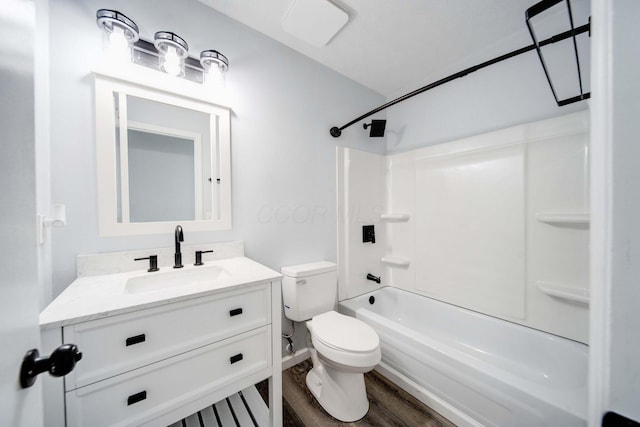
[20,344,83,388]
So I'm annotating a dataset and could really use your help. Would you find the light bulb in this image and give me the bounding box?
[162,46,181,76]
[107,27,129,63]
[205,65,224,89]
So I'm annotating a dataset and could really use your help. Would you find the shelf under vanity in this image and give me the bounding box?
[169,385,268,427]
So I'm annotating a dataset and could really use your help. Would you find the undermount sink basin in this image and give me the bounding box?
[124,265,230,294]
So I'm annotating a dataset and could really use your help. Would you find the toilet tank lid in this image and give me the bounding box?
[281,261,336,277]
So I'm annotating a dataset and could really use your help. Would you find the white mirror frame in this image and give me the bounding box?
[93,65,232,236]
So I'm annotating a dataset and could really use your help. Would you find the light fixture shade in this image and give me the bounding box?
[96,9,139,42]
[200,50,229,72]
[153,31,189,58]
[154,31,189,76]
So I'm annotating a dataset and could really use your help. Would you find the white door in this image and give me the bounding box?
[0,1,44,426]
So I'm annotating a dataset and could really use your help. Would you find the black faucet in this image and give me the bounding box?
[174,225,184,269]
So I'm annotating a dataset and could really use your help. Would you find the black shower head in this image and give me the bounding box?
[363,119,386,138]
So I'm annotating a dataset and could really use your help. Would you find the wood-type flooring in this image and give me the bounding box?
[274,360,456,427]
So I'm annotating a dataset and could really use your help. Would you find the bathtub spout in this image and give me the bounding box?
[366,273,381,284]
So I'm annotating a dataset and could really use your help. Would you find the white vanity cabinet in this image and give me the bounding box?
[65,284,271,391]
[40,254,282,427]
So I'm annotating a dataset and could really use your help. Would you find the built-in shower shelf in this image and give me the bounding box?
[536,281,589,305]
[381,256,411,267]
[380,213,411,222]
[536,212,590,226]
[169,385,269,427]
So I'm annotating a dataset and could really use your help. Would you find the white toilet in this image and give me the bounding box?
[281,261,381,422]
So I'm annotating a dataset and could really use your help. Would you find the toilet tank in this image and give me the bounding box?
[281,261,337,322]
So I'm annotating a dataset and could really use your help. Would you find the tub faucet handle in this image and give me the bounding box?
[367,273,381,284]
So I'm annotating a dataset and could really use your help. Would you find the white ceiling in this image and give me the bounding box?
[196,0,553,98]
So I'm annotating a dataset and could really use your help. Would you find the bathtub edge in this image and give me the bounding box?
[375,362,482,427]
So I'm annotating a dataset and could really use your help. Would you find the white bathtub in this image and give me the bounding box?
[339,287,588,427]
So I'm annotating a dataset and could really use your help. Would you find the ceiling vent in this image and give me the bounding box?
[281,0,349,48]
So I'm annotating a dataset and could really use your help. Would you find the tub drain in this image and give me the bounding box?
[369,296,375,304]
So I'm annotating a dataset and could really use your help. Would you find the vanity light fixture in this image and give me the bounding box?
[200,49,229,87]
[95,9,229,84]
[154,31,189,77]
[96,9,139,60]
[199,50,229,73]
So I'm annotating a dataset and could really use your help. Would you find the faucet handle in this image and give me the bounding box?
[194,250,214,266]
[134,255,159,272]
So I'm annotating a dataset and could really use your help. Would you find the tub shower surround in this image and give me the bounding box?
[337,111,590,425]
[338,110,590,343]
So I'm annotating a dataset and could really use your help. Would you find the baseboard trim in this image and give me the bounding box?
[282,347,310,370]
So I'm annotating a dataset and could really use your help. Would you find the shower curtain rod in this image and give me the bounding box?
[329,21,590,138]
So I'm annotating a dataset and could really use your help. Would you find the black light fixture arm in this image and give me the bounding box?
[330,20,590,138]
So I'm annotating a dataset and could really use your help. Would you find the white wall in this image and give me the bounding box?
[384,0,590,154]
[589,0,640,424]
[48,0,385,299]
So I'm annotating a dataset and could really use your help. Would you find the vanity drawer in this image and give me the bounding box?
[65,325,271,427]
[64,283,271,390]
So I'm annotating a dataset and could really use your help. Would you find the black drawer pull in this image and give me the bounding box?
[230,353,243,364]
[126,334,146,347]
[229,308,243,317]
[127,391,146,406]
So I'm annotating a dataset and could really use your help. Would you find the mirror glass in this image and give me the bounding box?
[95,75,231,236]
[115,95,211,223]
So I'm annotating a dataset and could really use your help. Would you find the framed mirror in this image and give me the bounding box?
[94,72,231,235]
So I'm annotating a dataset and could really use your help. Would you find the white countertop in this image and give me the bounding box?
[40,256,281,330]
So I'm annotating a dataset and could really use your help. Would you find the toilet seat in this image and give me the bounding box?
[308,311,380,368]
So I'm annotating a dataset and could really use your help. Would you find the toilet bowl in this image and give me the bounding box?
[281,262,381,422]
[305,311,380,421]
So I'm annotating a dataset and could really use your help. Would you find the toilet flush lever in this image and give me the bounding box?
[296,279,307,285]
